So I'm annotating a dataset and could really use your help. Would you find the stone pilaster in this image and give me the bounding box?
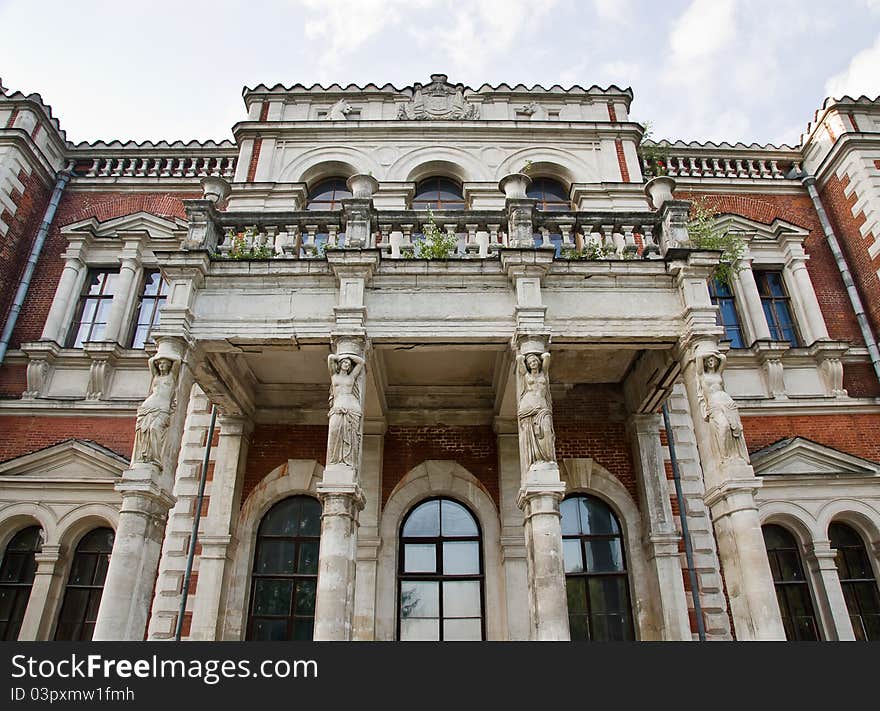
[188,414,253,641]
[17,545,61,640]
[93,336,193,641]
[806,540,856,640]
[627,414,691,640]
[40,233,92,345]
[673,253,785,640]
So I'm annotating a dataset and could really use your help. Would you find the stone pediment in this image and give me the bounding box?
[0,439,128,482]
[712,214,810,243]
[60,211,188,241]
[397,74,480,120]
[752,437,879,478]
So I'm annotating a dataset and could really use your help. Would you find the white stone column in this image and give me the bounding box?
[783,250,829,344]
[17,545,61,640]
[313,335,367,641]
[806,540,856,641]
[41,256,86,345]
[93,336,193,640]
[188,414,252,641]
[732,261,772,343]
[353,430,383,641]
[628,414,692,640]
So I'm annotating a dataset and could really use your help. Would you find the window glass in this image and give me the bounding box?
[762,524,820,640]
[412,178,465,210]
[398,498,483,640]
[54,528,114,641]
[755,271,800,346]
[0,526,42,641]
[526,177,570,212]
[247,496,321,641]
[562,495,634,641]
[130,270,169,348]
[306,177,351,210]
[830,523,880,641]
[67,270,119,347]
[708,278,745,348]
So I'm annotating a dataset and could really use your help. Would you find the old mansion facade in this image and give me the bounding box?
[0,75,879,642]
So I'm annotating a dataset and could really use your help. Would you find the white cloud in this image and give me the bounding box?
[824,33,880,98]
[667,0,737,66]
[592,0,632,24]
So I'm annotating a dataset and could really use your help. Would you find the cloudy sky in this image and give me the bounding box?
[1,0,878,146]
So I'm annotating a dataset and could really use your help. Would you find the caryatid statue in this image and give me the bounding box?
[131,354,179,468]
[326,352,366,470]
[697,350,750,464]
[516,351,556,470]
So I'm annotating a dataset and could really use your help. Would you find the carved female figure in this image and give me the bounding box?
[517,351,556,469]
[327,353,366,469]
[132,356,179,467]
[698,352,749,464]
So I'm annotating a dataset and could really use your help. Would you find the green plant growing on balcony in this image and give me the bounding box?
[415,209,459,259]
[687,197,745,285]
[560,241,614,260]
[638,121,669,178]
[215,228,275,260]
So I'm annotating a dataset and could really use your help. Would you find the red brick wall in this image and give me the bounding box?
[553,384,638,505]
[843,361,880,399]
[0,364,27,399]
[241,424,328,505]
[0,168,52,327]
[818,174,880,337]
[742,413,880,461]
[4,190,196,350]
[382,426,498,505]
[0,415,136,462]
[677,190,864,345]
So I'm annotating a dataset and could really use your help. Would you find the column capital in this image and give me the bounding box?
[316,482,366,512]
[34,545,62,567]
[703,477,762,517]
[626,411,663,434]
[216,414,254,438]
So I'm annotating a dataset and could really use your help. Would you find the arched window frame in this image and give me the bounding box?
[306,176,352,211]
[829,521,880,641]
[762,523,822,640]
[0,525,42,641]
[396,496,485,641]
[526,176,572,212]
[560,493,636,641]
[245,494,322,641]
[411,177,466,210]
[53,527,115,641]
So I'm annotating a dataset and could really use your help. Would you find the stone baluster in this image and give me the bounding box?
[622,224,637,255]
[770,160,782,178]
[642,224,659,257]
[601,224,614,254]
[538,226,552,249]
[327,224,339,249]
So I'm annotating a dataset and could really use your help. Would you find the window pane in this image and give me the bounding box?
[256,540,295,574]
[566,577,587,613]
[251,619,288,641]
[400,617,439,641]
[585,538,625,573]
[294,580,316,615]
[443,618,481,641]
[293,619,314,640]
[399,581,439,618]
[402,500,440,537]
[440,500,478,537]
[590,611,631,641]
[442,580,481,618]
[569,614,590,641]
[442,542,479,575]
[560,498,581,534]
[588,576,629,615]
[296,542,319,575]
[581,498,620,535]
[563,539,584,573]
[260,499,300,536]
[404,544,436,573]
[68,553,98,586]
[252,580,293,617]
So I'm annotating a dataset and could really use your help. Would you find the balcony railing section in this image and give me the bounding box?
[77,155,237,180]
[190,205,682,262]
[642,153,800,181]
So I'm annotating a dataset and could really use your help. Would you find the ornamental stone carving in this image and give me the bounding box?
[326,353,366,469]
[519,102,548,120]
[516,351,556,470]
[131,355,179,468]
[397,74,480,120]
[328,98,353,120]
[697,351,750,464]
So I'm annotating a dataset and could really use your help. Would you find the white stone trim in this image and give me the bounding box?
[375,460,504,640]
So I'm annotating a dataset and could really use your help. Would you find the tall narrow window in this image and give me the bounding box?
[247,496,321,641]
[830,523,880,641]
[54,528,114,641]
[306,177,352,210]
[527,177,570,212]
[561,495,634,641]
[411,177,465,210]
[762,524,820,640]
[130,270,169,349]
[709,278,745,348]
[0,526,41,641]
[755,271,800,346]
[398,498,484,641]
[66,269,119,348]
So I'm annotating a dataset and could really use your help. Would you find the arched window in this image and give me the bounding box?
[0,526,41,641]
[54,527,115,641]
[762,524,819,640]
[561,495,634,641]
[829,522,880,641]
[247,496,321,641]
[411,177,465,210]
[527,177,571,211]
[398,498,483,640]
[306,177,352,210]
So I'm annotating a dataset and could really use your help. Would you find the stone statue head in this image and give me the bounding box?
[338,357,353,374]
[154,357,173,375]
[525,353,542,373]
[703,354,720,372]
